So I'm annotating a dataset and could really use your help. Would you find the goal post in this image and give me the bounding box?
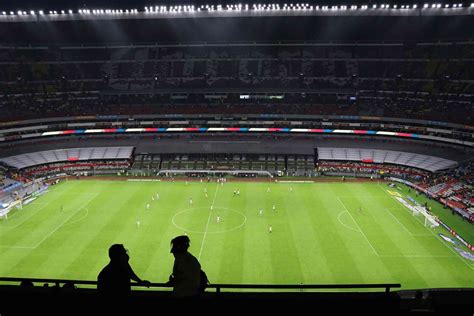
[0,199,22,220]
[395,196,439,229]
[414,205,439,229]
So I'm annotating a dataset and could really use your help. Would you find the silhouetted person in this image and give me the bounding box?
[97,244,151,296]
[20,280,33,287]
[167,235,202,298]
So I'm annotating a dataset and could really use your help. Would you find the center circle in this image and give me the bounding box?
[172,207,246,234]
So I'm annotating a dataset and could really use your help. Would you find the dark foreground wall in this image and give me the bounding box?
[1,285,474,315]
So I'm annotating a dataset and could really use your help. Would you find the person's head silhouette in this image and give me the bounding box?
[109,244,129,262]
[170,235,190,254]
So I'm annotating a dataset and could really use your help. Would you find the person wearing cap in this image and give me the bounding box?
[167,235,202,298]
[97,244,151,295]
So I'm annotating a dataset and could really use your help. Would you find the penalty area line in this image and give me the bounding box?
[337,197,380,257]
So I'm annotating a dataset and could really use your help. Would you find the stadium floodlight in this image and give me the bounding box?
[471,3,474,7]
[68,10,73,14]
[10,11,14,15]
[413,4,417,8]
[17,11,23,15]
[30,10,35,15]
[424,3,429,8]
[2,11,6,15]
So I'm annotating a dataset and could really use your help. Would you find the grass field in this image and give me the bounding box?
[1,179,473,291]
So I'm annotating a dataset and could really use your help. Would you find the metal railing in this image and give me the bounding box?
[0,277,401,294]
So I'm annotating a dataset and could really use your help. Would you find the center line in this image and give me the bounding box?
[198,183,219,260]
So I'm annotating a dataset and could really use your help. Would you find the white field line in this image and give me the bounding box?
[377,184,474,270]
[337,211,362,233]
[0,193,98,249]
[198,184,219,260]
[1,193,97,230]
[31,193,98,248]
[337,197,379,256]
[0,203,49,227]
[384,208,431,236]
[63,208,89,226]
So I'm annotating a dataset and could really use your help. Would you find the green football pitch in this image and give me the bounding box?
[1,179,473,291]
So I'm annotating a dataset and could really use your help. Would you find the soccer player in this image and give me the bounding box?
[60,205,63,212]
[136,219,141,228]
[146,203,150,210]
[237,189,240,196]
[269,225,272,233]
[156,193,160,200]
[272,205,276,211]
[216,215,220,224]
[267,187,270,193]
[259,209,263,216]
[189,197,193,205]
[152,196,155,201]
[204,188,207,194]
[233,190,237,196]
[290,187,293,192]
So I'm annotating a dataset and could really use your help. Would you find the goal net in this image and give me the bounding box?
[0,200,22,220]
[395,197,439,229]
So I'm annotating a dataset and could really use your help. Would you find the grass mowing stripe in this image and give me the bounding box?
[337,197,379,256]
[1,180,473,289]
[383,208,431,236]
[377,184,474,270]
[198,183,218,260]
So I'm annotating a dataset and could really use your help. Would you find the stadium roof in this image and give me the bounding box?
[1,2,473,22]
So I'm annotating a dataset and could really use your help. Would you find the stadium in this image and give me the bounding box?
[0,0,473,313]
